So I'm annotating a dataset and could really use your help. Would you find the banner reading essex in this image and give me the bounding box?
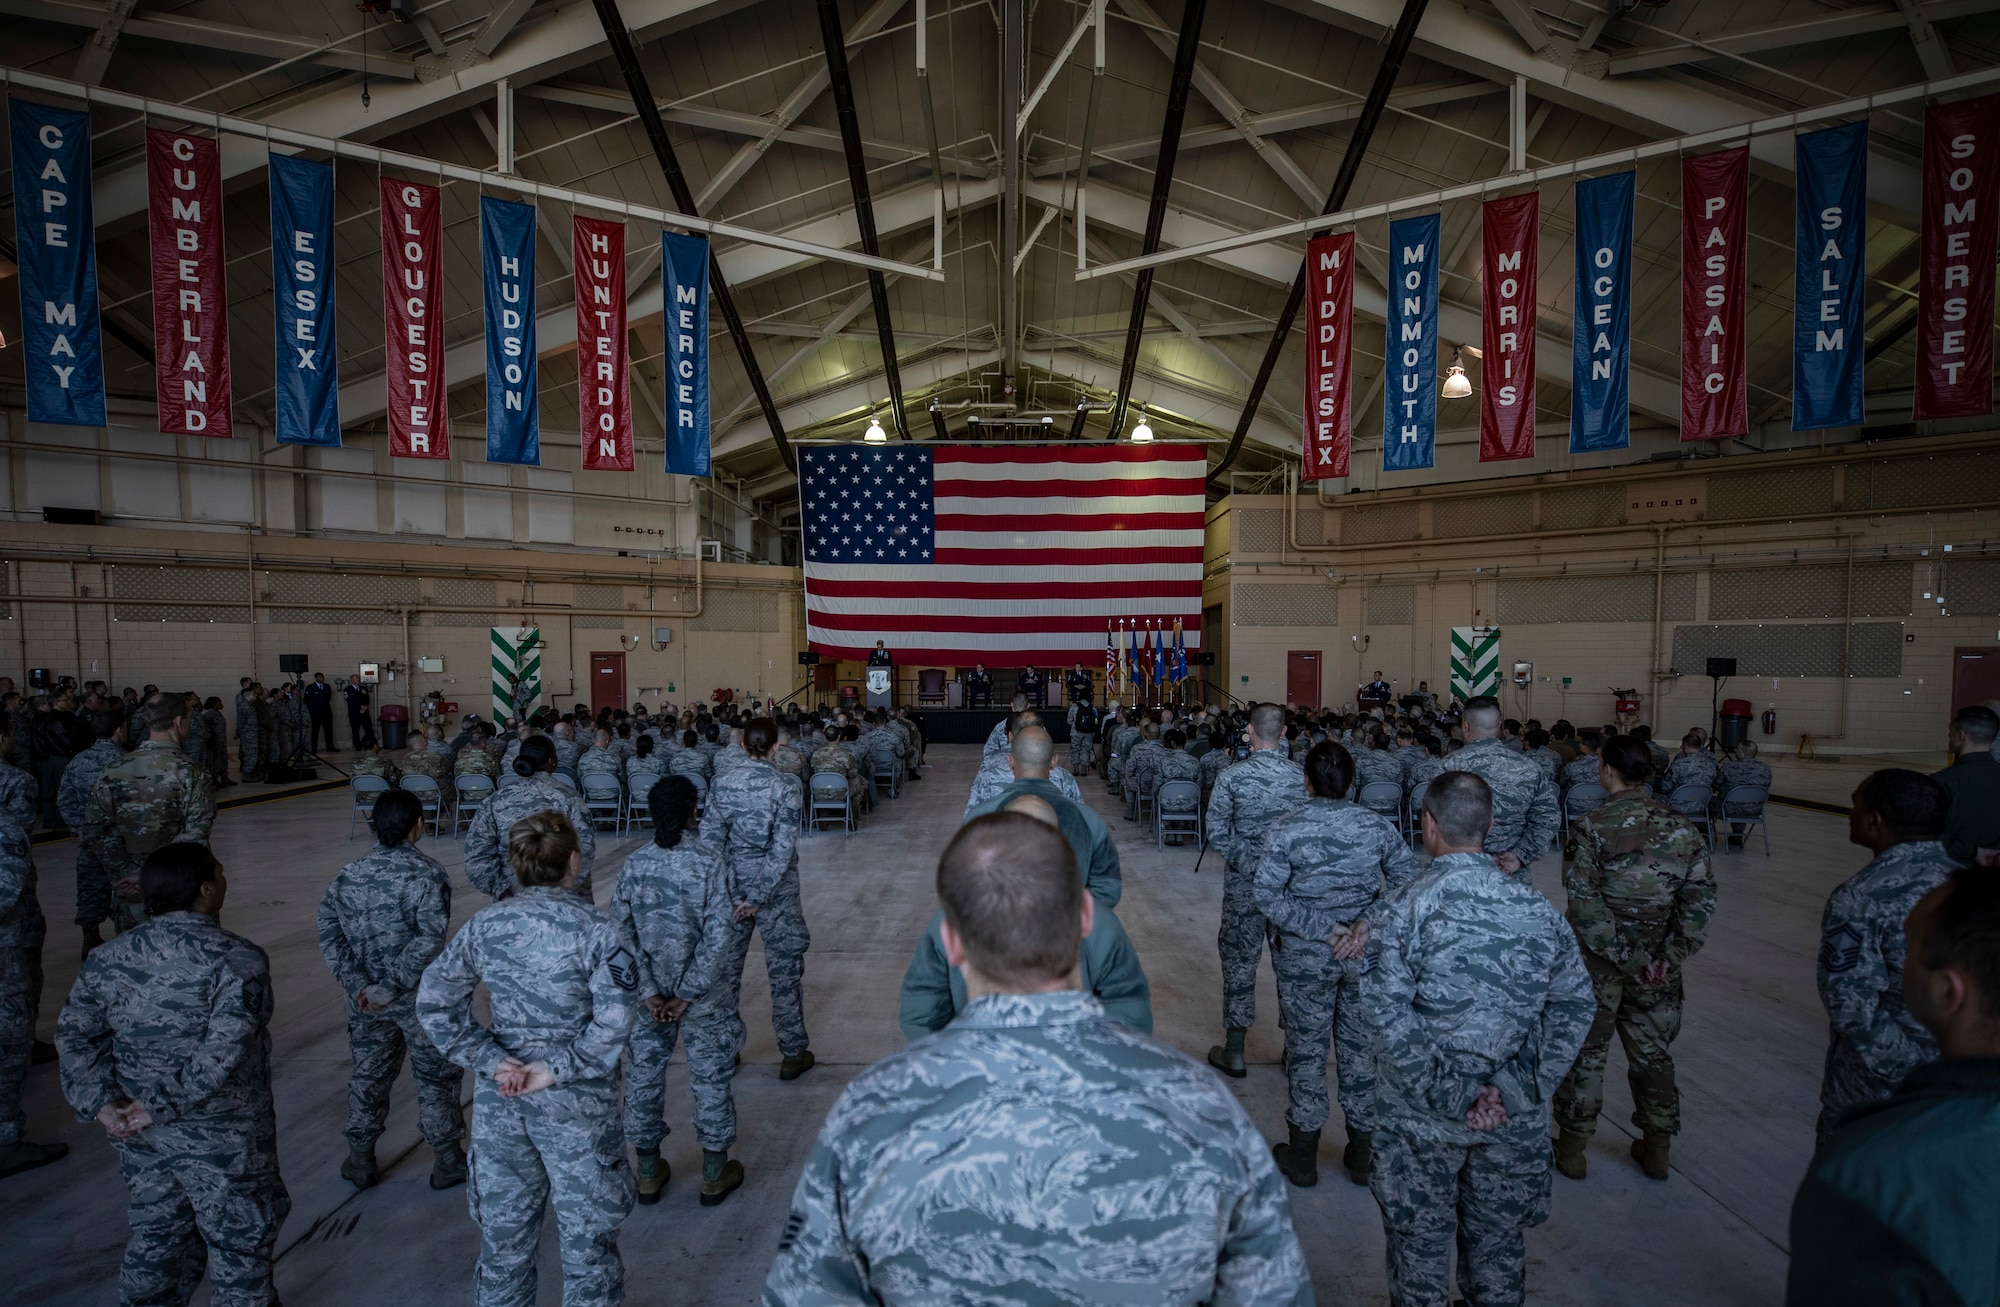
[1382,212,1440,472]
[662,231,711,477]
[1571,171,1633,453]
[1681,147,1748,442]
[1793,122,1868,431]
[482,196,538,465]
[381,178,447,458]
[1916,93,2000,421]
[1302,231,1353,480]
[148,129,233,438]
[1479,192,1537,462]
[10,99,105,428]
[269,153,339,447]
[576,215,634,471]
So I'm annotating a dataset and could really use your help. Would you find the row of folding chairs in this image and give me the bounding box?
[806,752,912,835]
[1559,780,1771,854]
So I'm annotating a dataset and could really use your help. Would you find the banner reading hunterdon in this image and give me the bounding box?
[269,153,340,447]
[10,98,106,428]
[661,231,711,477]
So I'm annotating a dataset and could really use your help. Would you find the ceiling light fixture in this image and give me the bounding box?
[863,414,887,443]
[1130,409,1153,443]
[1441,347,1472,399]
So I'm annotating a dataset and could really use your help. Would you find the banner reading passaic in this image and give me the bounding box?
[9,98,106,428]
[575,215,633,471]
[147,129,232,437]
[1681,147,1748,442]
[269,153,339,447]
[1916,93,2000,421]
[380,177,446,459]
[1479,191,1537,462]
[1302,231,1352,481]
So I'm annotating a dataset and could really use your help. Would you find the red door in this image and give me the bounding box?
[590,652,626,718]
[1952,647,2000,715]
[1286,651,1322,710]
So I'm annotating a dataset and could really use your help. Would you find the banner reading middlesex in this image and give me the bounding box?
[575,215,634,471]
[1302,231,1353,480]
[1479,192,1537,461]
[381,177,447,458]
[1571,171,1633,453]
[9,98,105,428]
[148,130,233,438]
[662,231,712,477]
[1681,147,1748,442]
[1916,93,2000,421]
[1382,212,1440,472]
[482,196,538,465]
[1793,122,1868,431]
[269,153,339,447]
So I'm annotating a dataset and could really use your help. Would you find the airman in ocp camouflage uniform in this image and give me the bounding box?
[203,701,230,787]
[456,738,503,783]
[0,814,62,1179]
[806,739,861,808]
[350,748,400,787]
[57,889,291,1307]
[60,730,126,946]
[316,801,466,1191]
[1552,786,1715,1180]
[81,735,215,934]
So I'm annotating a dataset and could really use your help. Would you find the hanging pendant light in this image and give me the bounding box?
[1441,346,1472,399]
[863,413,887,443]
[1130,407,1154,443]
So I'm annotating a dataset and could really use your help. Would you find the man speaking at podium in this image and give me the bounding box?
[867,640,894,670]
[866,640,894,710]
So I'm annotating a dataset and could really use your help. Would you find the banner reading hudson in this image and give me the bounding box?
[1302,231,1353,480]
[1681,147,1747,442]
[575,215,634,471]
[381,178,446,459]
[147,129,232,437]
[1916,93,2000,421]
[1479,193,1536,461]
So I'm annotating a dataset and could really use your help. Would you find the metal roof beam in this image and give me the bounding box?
[70,0,134,86]
[0,0,421,79]
[1604,0,1996,76]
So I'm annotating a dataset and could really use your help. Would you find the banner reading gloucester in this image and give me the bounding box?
[1915,93,2000,421]
[1681,148,1748,442]
[1479,192,1536,461]
[1302,231,1352,480]
[380,178,446,458]
[147,129,232,437]
[575,215,634,471]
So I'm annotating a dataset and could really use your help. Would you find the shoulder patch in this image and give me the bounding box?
[1819,921,1865,975]
[607,946,641,992]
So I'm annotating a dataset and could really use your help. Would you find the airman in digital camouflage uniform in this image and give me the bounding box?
[202,698,230,787]
[768,728,809,786]
[765,813,1311,1307]
[700,719,813,1081]
[1107,708,1142,793]
[1659,733,1719,815]
[1553,736,1715,1181]
[1204,703,1305,1078]
[613,777,745,1207]
[1440,697,1560,873]
[578,731,624,789]
[463,737,596,901]
[962,731,1121,908]
[1067,700,1098,776]
[1560,730,1605,793]
[1351,730,1403,797]
[1256,741,1422,1190]
[0,810,65,1179]
[316,790,466,1192]
[1715,741,1773,844]
[1366,772,1594,1307]
[962,713,1081,817]
[806,734,861,813]
[57,844,290,1306]
[81,695,215,934]
[233,684,259,784]
[980,693,1027,765]
[60,709,127,955]
[417,810,639,1307]
[1814,769,1959,1144]
[1123,720,1165,820]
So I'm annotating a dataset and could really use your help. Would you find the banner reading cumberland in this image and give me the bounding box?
[148,129,233,438]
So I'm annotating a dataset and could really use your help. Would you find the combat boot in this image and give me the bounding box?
[340,1143,378,1189]
[1341,1128,1373,1186]
[0,1139,68,1179]
[1631,1132,1671,1181]
[429,1143,467,1191]
[700,1149,744,1207]
[1206,1028,1247,1079]
[1270,1124,1319,1188]
[1553,1129,1589,1180]
[634,1147,669,1205]
[779,1049,815,1081]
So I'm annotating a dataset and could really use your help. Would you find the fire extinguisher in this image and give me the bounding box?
[1762,707,1777,735]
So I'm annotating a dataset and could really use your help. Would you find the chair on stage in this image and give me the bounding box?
[917,668,948,707]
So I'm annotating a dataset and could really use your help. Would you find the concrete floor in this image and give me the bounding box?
[1,743,1849,1304]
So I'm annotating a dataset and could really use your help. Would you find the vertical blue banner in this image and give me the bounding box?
[481,197,539,465]
[268,153,340,447]
[662,231,711,477]
[1571,171,1635,452]
[1382,212,1440,472]
[10,98,105,427]
[1794,122,1868,430]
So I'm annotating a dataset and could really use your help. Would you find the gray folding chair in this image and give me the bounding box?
[1155,780,1202,848]
[1357,780,1403,826]
[581,772,624,832]
[1405,781,1430,850]
[553,771,579,792]
[348,774,392,838]
[1565,783,1609,822]
[452,773,494,835]
[1718,785,1770,855]
[872,754,900,799]
[1668,783,1715,850]
[627,776,658,832]
[397,774,443,836]
[809,772,853,833]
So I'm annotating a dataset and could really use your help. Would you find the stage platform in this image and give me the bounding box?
[911,706,1071,745]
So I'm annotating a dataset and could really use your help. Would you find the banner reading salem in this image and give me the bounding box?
[1794,122,1867,431]
[482,197,538,465]
[380,178,446,458]
[1479,192,1536,461]
[9,98,105,427]
[661,232,711,477]
[148,130,233,437]
[1302,231,1352,480]
[269,154,339,447]
[1382,212,1440,472]
[1681,147,1748,441]
[1916,93,2000,421]
[575,215,633,471]
[1571,171,1633,453]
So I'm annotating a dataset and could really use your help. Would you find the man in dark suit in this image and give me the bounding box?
[341,675,375,750]
[867,640,894,669]
[303,672,335,753]
[968,663,994,709]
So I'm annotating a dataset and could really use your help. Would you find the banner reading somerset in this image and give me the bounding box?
[1916,93,2000,421]
[1479,192,1537,461]
[1302,231,1352,481]
[1681,147,1748,442]
[147,129,232,438]
[575,215,633,471]
[381,178,447,459]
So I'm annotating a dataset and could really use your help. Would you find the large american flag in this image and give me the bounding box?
[801,443,1206,664]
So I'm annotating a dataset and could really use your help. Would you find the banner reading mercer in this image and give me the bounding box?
[9,98,105,427]
[1681,147,1748,442]
[662,231,711,477]
[1302,231,1353,480]
[1916,93,2000,421]
[381,177,447,459]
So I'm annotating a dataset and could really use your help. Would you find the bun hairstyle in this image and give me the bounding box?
[1600,734,1654,785]
[650,776,700,848]
[513,735,557,777]
[508,810,580,887]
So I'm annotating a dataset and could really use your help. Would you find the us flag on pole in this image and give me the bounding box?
[801,444,1205,663]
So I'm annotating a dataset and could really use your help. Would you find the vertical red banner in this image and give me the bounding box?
[574,215,634,471]
[1479,192,1537,461]
[146,129,232,438]
[1302,231,1352,480]
[1916,94,2000,421]
[381,178,447,459]
[1680,147,1748,441]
